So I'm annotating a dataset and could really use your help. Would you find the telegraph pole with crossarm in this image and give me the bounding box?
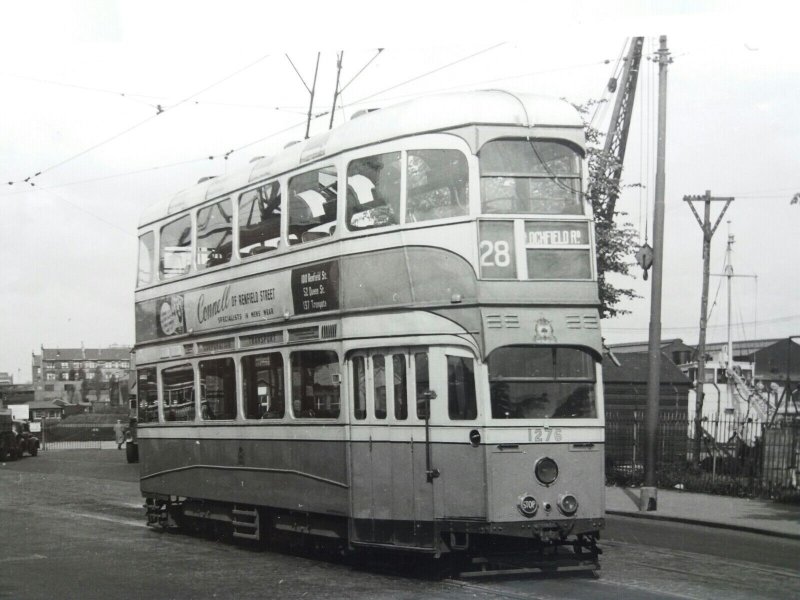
[684,191,734,465]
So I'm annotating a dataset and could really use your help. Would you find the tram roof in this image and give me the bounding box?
[139,90,584,227]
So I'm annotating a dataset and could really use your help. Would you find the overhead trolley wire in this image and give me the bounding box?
[339,48,384,94]
[33,185,136,238]
[6,52,273,188]
[603,314,799,332]
[589,38,628,130]
[352,42,507,105]
[1,71,164,104]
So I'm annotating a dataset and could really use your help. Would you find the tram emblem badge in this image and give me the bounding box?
[533,317,556,343]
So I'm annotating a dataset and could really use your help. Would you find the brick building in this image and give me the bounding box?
[32,345,132,405]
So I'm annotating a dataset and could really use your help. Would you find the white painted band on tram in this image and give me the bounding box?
[139,463,349,488]
[137,424,604,444]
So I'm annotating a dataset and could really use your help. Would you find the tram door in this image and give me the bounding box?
[348,348,436,548]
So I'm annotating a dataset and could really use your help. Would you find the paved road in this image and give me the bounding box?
[1,450,798,599]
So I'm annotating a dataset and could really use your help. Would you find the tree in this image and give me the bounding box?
[120,379,129,409]
[575,100,642,318]
[94,366,104,402]
[108,374,119,406]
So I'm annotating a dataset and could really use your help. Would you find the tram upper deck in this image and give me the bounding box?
[134,90,599,358]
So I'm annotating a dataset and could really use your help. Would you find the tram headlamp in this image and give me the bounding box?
[534,457,558,486]
[558,493,579,516]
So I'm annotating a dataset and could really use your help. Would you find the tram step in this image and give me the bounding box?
[231,506,260,541]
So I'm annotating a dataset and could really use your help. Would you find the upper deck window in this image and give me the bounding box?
[160,215,192,279]
[480,140,582,215]
[288,166,338,245]
[406,150,468,223]
[489,346,596,419]
[197,198,232,269]
[137,232,154,287]
[346,152,401,231]
[239,182,281,257]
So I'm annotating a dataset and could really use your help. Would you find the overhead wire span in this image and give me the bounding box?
[339,48,384,94]
[603,314,799,332]
[33,185,136,238]
[1,71,164,104]
[346,58,617,110]
[589,38,627,129]
[6,52,273,187]
[2,110,332,200]
[285,54,313,94]
[352,42,507,104]
[0,156,214,197]
[190,101,313,114]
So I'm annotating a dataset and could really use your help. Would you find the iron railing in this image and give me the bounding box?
[606,410,799,499]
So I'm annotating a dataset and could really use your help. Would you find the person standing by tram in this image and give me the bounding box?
[114,420,125,450]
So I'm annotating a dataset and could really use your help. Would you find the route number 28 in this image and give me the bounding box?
[478,221,516,279]
[480,240,511,267]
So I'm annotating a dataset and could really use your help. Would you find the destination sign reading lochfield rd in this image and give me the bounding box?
[528,229,583,245]
[525,221,589,246]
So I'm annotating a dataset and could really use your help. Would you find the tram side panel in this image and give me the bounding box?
[350,431,437,547]
[139,432,350,516]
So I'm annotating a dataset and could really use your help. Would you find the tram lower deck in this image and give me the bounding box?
[139,420,604,569]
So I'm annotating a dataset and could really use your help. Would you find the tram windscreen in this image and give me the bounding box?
[479,140,582,215]
[488,346,597,419]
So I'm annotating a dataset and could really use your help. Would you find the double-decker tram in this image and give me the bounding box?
[133,90,605,574]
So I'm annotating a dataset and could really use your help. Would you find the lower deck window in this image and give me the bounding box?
[489,346,597,419]
[393,354,408,420]
[200,358,237,420]
[137,368,158,423]
[242,353,284,419]
[415,352,430,419]
[162,364,195,422]
[352,356,366,420]
[373,355,387,419]
[447,355,477,420]
[291,350,340,418]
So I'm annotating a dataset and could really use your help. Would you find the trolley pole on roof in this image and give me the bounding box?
[305,53,321,140]
[641,36,670,512]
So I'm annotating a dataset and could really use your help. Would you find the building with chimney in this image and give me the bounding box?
[31,344,132,405]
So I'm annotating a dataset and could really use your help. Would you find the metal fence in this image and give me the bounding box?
[40,422,117,450]
[606,410,800,500]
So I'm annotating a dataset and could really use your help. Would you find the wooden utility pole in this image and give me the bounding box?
[684,191,734,465]
[641,36,670,512]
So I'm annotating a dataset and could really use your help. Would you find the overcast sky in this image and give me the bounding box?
[1,1,797,383]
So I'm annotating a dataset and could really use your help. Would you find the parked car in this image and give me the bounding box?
[12,420,39,457]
